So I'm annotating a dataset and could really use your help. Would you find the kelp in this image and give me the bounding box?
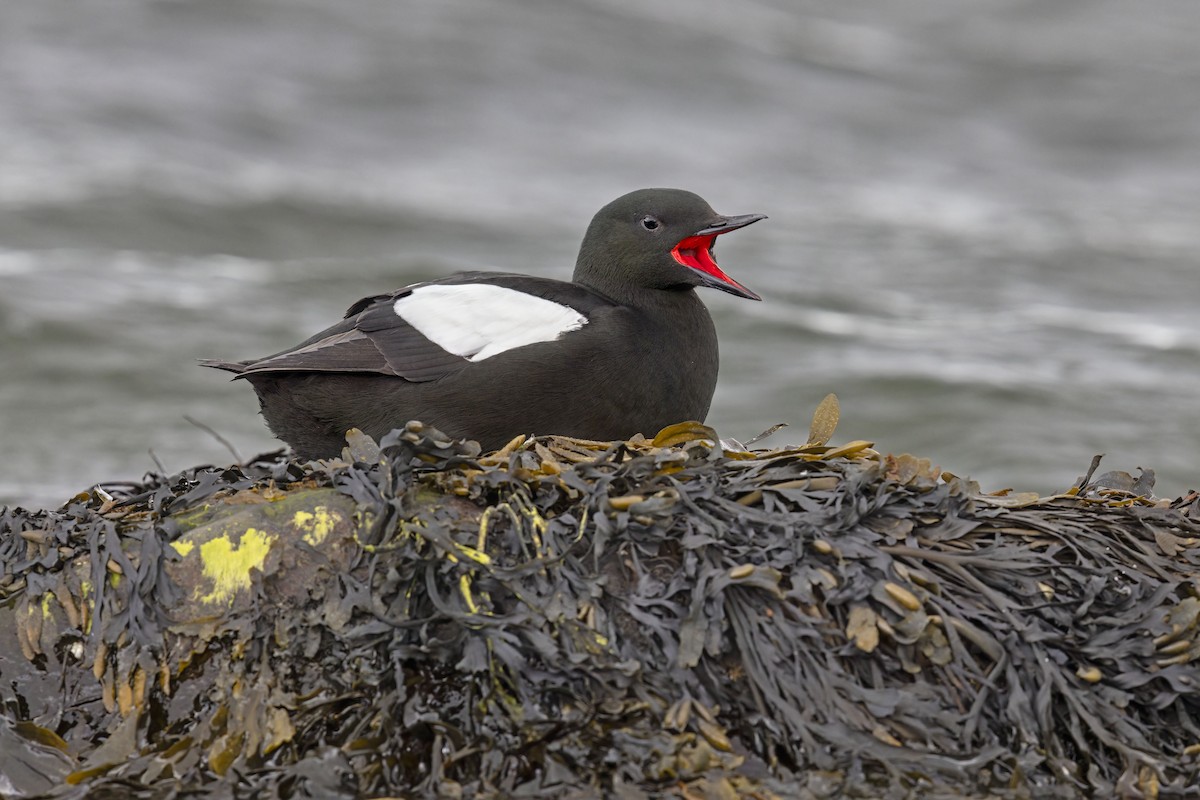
[1,407,1199,799]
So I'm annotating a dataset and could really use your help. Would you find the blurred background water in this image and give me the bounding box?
[2,0,1198,508]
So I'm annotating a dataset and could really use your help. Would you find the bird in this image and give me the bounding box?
[201,188,766,459]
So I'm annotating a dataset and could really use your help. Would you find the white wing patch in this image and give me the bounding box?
[393,283,588,361]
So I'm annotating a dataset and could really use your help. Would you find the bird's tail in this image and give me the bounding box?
[198,358,249,374]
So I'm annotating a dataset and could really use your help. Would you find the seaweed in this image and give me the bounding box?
[1,411,1198,799]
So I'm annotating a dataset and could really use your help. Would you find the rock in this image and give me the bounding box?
[1,419,1198,799]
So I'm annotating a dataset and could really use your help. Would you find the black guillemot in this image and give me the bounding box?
[202,188,766,458]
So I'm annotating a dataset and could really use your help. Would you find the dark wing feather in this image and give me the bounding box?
[228,300,467,382]
[234,328,412,377]
[353,298,474,379]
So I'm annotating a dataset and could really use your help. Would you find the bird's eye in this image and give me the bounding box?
[641,216,660,231]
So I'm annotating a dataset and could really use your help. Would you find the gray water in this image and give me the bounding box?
[3,0,1198,508]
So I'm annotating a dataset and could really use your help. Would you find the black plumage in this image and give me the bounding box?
[202,188,765,458]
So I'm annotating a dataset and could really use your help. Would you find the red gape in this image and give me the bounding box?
[671,234,759,299]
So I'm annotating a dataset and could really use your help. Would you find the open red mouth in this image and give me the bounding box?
[671,234,761,301]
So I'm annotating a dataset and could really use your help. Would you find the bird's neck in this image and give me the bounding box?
[573,251,695,312]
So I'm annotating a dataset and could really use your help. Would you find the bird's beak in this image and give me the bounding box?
[672,213,767,301]
[694,214,768,237]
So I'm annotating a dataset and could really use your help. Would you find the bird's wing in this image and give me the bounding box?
[215,272,610,383]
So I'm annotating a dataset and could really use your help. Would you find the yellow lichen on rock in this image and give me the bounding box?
[196,528,276,606]
[170,539,195,557]
[292,506,341,546]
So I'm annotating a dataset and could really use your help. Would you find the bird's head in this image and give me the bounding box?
[574,188,765,303]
